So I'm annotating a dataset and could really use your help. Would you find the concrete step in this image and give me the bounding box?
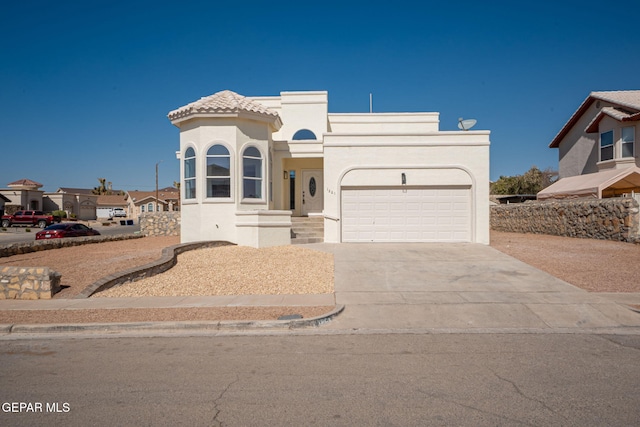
[291,237,324,245]
[291,217,324,243]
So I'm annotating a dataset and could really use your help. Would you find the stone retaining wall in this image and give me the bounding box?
[140,212,180,237]
[0,266,61,299]
[491,197,640,242]
[0,234,144,258]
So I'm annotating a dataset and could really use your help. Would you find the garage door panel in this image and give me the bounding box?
[342,187,471,242]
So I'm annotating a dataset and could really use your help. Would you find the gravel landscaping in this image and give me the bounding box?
[94,245,334,298]
[1,231,639,324]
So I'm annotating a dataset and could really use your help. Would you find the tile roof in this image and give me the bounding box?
[167,90,281,124]
[7,178,43,188]
[57,187,98,195]
[97,194,128,206]
[127,190,180,204]
[549,90,640,148]
[590,90,640,111]
[585,107,640,133]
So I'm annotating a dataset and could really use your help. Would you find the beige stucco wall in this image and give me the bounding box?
[173,90,492,246]
[256,92,328,142]
[323,132,491,244]
[0,189,44,210]
[328,113,440,134]
[557,101,640,179]
[178,117,272,244]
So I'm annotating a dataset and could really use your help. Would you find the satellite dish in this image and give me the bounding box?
[458,117,477,131]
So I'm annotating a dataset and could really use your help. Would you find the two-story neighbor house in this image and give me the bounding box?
[539,90,640,200]
[168,90,491,247]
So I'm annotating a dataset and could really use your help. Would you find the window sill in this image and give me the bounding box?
[241,198,267,204]
[597,157,636,171]
[204,198,234,203]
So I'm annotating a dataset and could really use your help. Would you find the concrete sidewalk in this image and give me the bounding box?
[0,294,335,310]
[1,243,639,336]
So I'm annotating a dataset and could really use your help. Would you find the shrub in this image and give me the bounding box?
[52,210,67,218]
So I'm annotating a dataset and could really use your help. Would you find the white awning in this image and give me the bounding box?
[537,167,640,200]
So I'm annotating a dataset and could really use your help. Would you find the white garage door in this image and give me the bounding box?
[342,187,471,242]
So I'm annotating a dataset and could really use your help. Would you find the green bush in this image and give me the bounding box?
[52,210,67,218]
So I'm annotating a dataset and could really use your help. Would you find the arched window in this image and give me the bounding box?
[292,129,317,140]
[147,202,154,212]
[242,146,263,199]
[184,147,196,199]
[206,145,231,198]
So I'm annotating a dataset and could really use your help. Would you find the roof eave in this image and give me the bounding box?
[168,110,282,130]
[549,95,595,148]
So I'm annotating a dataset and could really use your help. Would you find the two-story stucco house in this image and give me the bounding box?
[168,90,491,247]
[539,90,640,200]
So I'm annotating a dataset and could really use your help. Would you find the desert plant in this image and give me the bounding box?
[25,228,31,232]
[52,210,67,218]
[491,166,558,195]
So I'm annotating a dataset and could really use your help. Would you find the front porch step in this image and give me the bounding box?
[291,216,324,244]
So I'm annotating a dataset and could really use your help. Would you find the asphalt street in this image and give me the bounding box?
[1,333,639,426]
[0,223,140,244]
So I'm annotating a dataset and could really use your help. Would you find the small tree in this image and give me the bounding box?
[491,166,557,195]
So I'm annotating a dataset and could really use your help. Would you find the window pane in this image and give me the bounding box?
[185,147,195,157]
[207,178,231,197]
[184,158,195,178]
[292,129,317,140]
[600,131,613,148]
[185,179,196,199]
[622,142,634,158]
[622,127,634,142]
[207,145,229,156]
[243,178,262,199]
[601,145,613,161]
[244,147,261,158]
[207,157,230,176]
[243,157,262,178]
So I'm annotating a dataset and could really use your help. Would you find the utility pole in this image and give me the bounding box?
[155,161,163,212]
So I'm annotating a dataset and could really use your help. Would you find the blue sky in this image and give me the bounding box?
[1,0,638,192]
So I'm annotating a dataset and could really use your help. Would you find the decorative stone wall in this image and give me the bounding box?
[491,197,640,242]
[0,234,144,258]
[140,212,180,237]
[0,266,61,299]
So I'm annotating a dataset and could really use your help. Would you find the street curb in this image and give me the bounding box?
[0,305,344,335]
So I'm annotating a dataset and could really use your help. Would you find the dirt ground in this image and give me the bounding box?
[489,231,640,293]
[1,232,639,324]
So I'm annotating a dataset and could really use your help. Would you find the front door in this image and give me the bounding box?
[301,170,323,216]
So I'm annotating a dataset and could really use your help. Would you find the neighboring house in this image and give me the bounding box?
[43,187,97,220]
[0,193,10,216]
[540,90,640,200]
[126,188,180,221]
[0,179,45,213]
[96,194,129,218]
[167,90,491,247]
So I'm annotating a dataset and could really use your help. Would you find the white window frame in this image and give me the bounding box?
[205,143,233,201]
[621,126,635,158]
[242,145,264,201]
[183,147,197,200]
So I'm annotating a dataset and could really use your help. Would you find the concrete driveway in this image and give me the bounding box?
[307,243,640,333]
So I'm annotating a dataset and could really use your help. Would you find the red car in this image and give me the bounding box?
[35,223,101,240]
